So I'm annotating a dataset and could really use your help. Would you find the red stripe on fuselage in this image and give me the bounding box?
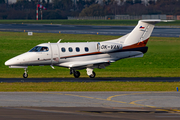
[60,51,102,59]
[122,38,149,50]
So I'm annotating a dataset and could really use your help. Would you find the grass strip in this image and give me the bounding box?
[0,82,179,91]
[0,20,179,26]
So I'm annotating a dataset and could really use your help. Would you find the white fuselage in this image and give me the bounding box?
[5,42,144,69]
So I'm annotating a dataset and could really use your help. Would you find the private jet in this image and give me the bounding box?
[5,19,166,78]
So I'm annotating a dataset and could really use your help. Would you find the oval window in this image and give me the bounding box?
[76,47,80,52]
[85,47,89,52]
[61,47,66,52]
[69,47,73,52]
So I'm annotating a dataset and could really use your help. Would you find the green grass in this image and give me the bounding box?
[0,20,179,26]
[0,82,179,91]
[0,32,180,78]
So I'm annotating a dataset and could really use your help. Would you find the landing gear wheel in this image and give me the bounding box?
[74,71,80,78]
[89,71,96,78]
[23,73,28,78]
[23,68,28,78]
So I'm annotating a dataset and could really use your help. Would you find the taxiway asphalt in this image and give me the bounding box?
[0,24,180,37]
[1,92,180,108]
[1,107,180,120]
[0,92,180,120]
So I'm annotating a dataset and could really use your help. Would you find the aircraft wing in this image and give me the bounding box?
[58,59,115,68]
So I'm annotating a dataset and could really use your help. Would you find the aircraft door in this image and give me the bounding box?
[35,46,51,65]
[50,44,60,64]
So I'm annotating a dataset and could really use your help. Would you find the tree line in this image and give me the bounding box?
[0,0,180,19]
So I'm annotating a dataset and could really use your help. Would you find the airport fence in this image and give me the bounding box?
[68,16,106,20]
[68,15,180,20]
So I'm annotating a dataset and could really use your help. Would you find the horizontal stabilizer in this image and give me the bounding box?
[128,53,144,58]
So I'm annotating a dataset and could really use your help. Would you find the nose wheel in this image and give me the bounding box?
[23,68,28,78]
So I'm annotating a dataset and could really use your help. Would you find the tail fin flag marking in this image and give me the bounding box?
[139,26,145,29]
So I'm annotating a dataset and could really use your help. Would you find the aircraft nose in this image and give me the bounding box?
[5,59,13,66]
[5,57,21,66]
[5,52,30,66]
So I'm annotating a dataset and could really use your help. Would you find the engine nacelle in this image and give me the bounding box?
[98,42,123,53]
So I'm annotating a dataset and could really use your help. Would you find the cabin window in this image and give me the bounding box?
[29,46,40,52]
[29,46,49,52]
[69,47,73,52]
[85,47,89,52]
[76,47,80,52]
[61,47,66,52]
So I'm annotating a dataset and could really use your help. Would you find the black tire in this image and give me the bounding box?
[89,71,96,78]
[23,73,28,78]
[74,71,80,78]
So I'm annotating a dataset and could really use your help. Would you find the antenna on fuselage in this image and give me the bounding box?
[57,39,62,43]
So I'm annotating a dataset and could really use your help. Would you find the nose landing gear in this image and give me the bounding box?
[23,68,28,78]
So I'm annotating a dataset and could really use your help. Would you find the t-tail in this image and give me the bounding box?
[122,19,162,49]
[106,19,167,49]
[104,19,169,58]
[114,19,162,49]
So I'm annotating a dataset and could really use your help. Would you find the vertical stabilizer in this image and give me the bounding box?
[123,19,161,47]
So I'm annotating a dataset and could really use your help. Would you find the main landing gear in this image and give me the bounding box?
[73,71,80,78]
[70,69,81,78]
[70,68,96,78]
[23,68,28,78]
[89,71,96,78]
[86,68,96,78]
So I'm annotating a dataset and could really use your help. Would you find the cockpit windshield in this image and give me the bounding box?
[29,46,49,52]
